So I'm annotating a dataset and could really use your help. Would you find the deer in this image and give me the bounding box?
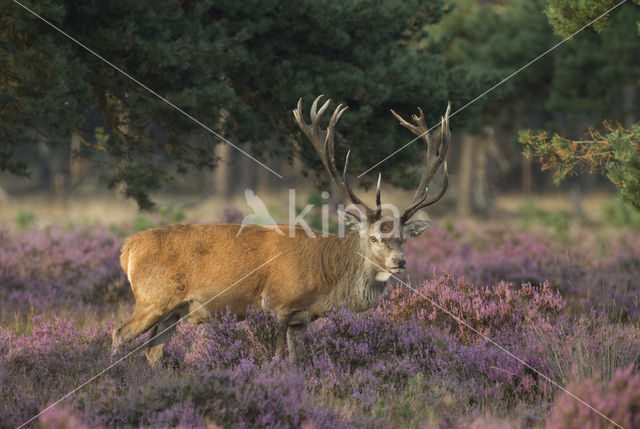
[112,95,451,366]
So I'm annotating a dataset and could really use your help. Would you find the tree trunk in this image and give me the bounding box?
[457,134,474,217]
[238,143,257,195]
[522,154,532,196]
[69,133,82,188]
[0,185,11,204]
[623,84,636,128]
[214,143,231,198]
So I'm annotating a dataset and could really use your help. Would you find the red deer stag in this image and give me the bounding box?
[112,96,451,365]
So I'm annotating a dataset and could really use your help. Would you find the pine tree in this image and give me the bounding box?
[1,0,470,207]
[520,0,640,210]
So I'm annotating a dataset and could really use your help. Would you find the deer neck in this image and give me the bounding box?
[318,231,388,312]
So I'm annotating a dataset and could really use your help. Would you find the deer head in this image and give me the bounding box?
[293,96,451,279]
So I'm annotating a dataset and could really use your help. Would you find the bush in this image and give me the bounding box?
[14,207,36,231]
[381,275,565,341]
[177,307,278,370]
[547,366,640,429]
[0,226,125,314]
[2,219,639,428]
[601,197,640,228]
[520,121,640,211]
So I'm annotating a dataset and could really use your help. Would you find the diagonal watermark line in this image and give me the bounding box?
[357,251,624,429]
[357,0,628,179]
[10,0,284,179]
[17,252,283,429]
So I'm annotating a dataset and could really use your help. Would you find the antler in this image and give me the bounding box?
[391,103,451,224]
[294,95,381,220]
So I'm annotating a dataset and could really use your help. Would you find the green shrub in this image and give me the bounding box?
[14,207,35,231]
[131,214,157,233]
[601,197,640,228]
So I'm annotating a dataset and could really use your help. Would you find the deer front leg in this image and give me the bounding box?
[287,324,307,363]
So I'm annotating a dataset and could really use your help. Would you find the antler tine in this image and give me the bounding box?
[437,103,451,156]
[294,96,377,220]
[375,172,382,217]
[400,161,449,223]
[311,95,331,124]
[325,104,348,166]
[294,97,304,126]
[397,103,452,223]
[341,150,376,218]
[391,109,421,136]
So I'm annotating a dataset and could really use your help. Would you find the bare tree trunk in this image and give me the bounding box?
[522,154,532,196]
[474,138,489,212]
[0,185,11,204]
[214,143,231,198]
[569,184,584,218]
[256,137,281,195]
[238,144,257,195]
[623,84,636,128]
[69,133,82,188]
[256,160,272,194]
[457,134,474,217]
[286,146,304,190]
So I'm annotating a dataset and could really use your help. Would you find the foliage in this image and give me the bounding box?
[381,276,565,342]
[545,0,640,37]
[515,201,571,240]
[218,206,245,224]
[39,406,96,429]
[1,218,640,427]
[0,225,125,315]
[13,207,36,231]
[430,0,559,132]
[0,0,470,208]
[516,1,640,213]
[520,121,640,210]
[546,366,640,429]
[404,220,640,319]
[1,0,230,209]
[544,2,640,117]
[602,197,640,228]
[109,204,189,237]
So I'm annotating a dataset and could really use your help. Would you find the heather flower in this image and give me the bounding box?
[380,275,565,341]
[1,218,639,428]
[142,400,206,429]
[546,366,640,429]
[181,306,278,369]
[218,206,245,224]
[39,407,96,429]
[0,225,125,314]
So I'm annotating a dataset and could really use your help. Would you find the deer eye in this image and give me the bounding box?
[369,236,377,243]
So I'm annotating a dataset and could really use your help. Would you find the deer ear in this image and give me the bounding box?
[403,220,431,238]
[338,210,364,231]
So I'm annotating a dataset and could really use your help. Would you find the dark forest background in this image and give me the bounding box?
[1,0,638,217]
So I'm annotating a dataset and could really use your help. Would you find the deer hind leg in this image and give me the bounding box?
[111,304,164,354]
[143,303,187,367]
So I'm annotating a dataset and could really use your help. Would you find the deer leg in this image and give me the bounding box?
[111,305,164,354]
[274,313,292,359]
[143,303,188,366]
[143,309,182,367]
[286,324,307,363]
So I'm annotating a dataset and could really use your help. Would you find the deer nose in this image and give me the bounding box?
[393,258,407,268]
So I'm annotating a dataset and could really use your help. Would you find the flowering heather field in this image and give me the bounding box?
[1,217,639,428]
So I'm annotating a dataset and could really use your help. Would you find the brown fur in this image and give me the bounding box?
[112,222,395,365]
